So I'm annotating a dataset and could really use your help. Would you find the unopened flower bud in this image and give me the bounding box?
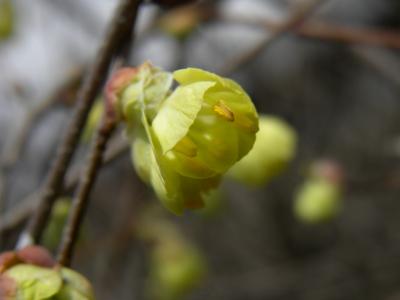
[294,176,341,224]
[228,115,296,186]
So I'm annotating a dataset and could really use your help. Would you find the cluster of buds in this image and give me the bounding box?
[0,246,94,300]
[105,62,258,214]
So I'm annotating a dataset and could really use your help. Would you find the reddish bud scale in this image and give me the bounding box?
[0,246,55,274]
[0,253,19,274]
[17,246,55,268]
[104,67,138,121]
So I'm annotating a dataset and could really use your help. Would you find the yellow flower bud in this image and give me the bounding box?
[228,115,297,186]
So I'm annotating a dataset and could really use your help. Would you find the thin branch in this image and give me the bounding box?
[229,16,400,50]
[296,21,400,49]
[20,0,141,247]
[220,0,328,75]
[57,118,117,267]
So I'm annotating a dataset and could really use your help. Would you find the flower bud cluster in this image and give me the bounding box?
[106,62,258,214]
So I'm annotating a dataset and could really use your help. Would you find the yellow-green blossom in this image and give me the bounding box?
[108,64,258,214]
[228,115,296,186]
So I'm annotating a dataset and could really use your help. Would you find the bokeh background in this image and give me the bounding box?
[1,0,400,299]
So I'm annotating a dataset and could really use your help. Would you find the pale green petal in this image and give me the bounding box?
[173,68,243,95]
[150,153,184,215]
[164,151,217,179]
[131,133,153,184]
[5,264,62,300]
[152,81,215,154]
[188,115,238,173]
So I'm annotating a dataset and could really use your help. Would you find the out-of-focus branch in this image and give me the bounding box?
[229,16,400,50]
[57,118,117,267]
[220,0,328,75]
[20,0,141,247]
[296,21,400,49]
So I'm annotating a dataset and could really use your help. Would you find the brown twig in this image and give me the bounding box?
[296,21,400,49]
[229,16,400,50]
[57,118,117,267]
[220,0,328,75]
[20,0,141,247]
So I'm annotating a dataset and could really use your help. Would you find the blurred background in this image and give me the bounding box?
[1,0,400,299]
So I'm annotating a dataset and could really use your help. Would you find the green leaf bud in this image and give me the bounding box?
[228,115,297,186]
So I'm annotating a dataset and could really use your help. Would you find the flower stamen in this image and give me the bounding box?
[213,101,235,122]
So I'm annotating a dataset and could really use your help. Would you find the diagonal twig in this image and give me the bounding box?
[0,137,129,235]
[57,117,117,267]
[19,0,141,247]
